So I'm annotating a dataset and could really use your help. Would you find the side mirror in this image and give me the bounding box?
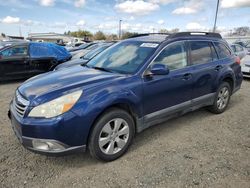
[147,63,169,76]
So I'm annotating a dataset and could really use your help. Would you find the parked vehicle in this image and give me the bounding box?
[70,43,106,59]
[241,55,250,78]
[8,32,242,161]
[54,42,114,70]
[68,42,97,53]
[230,44,248,59]
[0,42,71,81]
[234,41,250,55]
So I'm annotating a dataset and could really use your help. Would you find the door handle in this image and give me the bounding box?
[215,65,223,71]
[182,73,192,80]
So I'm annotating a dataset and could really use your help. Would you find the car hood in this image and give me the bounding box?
[18,65,123,103]
[54,58,88,70]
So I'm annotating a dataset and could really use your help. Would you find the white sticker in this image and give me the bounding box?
[140,43,159,48]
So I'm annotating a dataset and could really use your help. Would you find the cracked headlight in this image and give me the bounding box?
[28,90,82,118]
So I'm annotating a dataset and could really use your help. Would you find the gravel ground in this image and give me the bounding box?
[0,79,249,188]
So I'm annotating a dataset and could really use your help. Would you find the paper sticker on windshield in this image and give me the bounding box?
[140,43,159,48]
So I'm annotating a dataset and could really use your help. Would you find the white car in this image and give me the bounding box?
[230,44,248,59]
[241,55,250,78]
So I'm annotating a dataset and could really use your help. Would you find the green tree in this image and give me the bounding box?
[121,32,139,39]
[94,31,106,40]
[106,34,118,41]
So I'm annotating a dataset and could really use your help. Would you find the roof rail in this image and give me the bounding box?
[168,32,222,39]
[128,33,170,39]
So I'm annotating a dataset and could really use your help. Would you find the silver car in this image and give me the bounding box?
[241,55,250,78]
[230,44,248,59]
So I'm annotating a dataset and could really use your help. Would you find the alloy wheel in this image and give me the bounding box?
[98,118,130,155]
[217,87,229,110]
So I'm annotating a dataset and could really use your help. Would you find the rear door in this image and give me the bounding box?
[188,40,220,104]
[0,45,29,80]
[28,43,55,75]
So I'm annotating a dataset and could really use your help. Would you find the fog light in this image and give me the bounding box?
[32,140,65,151]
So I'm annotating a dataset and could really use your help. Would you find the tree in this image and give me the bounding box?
[1,33,6,38]
[106,34,118,41]
[121,32,139,39]
[94,31,106,40]
[67,29,93,38]
[158,28,179,34]
[233,27,250,36]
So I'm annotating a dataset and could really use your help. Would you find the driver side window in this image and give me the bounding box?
[1,46,28,57]
[152,42,187,70]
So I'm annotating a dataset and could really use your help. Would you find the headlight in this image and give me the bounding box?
[28,90,82,118]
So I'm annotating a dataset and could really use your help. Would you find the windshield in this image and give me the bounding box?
[83,44,112,60]
[87,41,158,74]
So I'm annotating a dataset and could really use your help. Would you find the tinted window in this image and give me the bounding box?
[214,42,231,59]
[87,41,157,74]
[152,42,187,70]
[190,41,214,65]
[0,46,28,57]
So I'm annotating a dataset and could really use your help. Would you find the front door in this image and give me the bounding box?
[0,45,29,80]
[142,41,193,124]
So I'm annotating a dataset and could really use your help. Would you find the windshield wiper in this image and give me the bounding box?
[91,66,113,73]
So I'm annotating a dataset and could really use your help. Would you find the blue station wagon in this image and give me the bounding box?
[8,32,243,161]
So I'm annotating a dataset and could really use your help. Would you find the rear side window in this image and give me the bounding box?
[189,41,216,65]
[152,41,187,70]
[214,42,231,59]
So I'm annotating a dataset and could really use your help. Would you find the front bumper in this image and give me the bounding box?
[8,102,88,155]
[22,136,85,155]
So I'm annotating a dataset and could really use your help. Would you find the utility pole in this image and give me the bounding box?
[119,19,122,39]
[19,26,22,37]
[213,0,220,32]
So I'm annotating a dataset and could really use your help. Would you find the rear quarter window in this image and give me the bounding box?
[214,42,231,59]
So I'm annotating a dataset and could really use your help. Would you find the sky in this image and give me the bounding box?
[0,0,249,37]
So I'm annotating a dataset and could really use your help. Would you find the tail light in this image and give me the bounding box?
[235,56,241,65]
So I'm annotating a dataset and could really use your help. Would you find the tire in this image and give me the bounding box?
[88,108,135,161]
[207,82,231,114]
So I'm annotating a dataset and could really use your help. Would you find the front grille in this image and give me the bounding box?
[245,64,250,68]
[13,91,29,117]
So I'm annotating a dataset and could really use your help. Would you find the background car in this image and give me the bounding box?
[230,43,248,59]
[0,42,71,81]
[240,55,250,78]
[54,42,115,70]
[234,41,250,55]
[67,42,97,53]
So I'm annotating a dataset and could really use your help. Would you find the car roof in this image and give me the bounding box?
[125,32,223,43]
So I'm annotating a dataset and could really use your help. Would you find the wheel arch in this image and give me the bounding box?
[86,101,141,147]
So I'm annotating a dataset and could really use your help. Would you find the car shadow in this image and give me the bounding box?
[0,79,26,85]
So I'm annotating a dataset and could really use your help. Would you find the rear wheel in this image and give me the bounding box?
[208,82,231,114]
[88,108,135,161]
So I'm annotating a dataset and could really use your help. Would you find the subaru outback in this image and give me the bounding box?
[8,32,243,161]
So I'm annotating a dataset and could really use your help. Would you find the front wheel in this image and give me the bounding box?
[207,82,231,114]
[88,108,135,161]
